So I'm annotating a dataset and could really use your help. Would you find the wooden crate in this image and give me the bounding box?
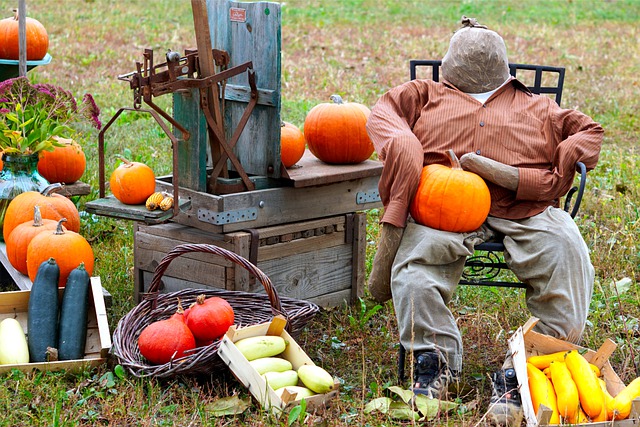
[134,212,367,308]
[217,316,339,414]
[0,277,111,374]
[509,317,640,426]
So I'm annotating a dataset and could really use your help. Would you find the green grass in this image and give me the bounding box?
[1,0,639,425]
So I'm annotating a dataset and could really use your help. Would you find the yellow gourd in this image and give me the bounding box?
[565,350,603,419]
[528,350,570,370]
[593,377,614,422]
[527,362,560,424]
[608,377,640,420]
[549,361,580,421]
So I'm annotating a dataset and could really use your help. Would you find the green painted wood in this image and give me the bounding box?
[209,0,282,179]
[173,88,209,192]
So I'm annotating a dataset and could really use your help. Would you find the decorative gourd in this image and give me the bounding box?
[410,149,491,233]
[185,295,234,343]
[549,361,580,421]
[5,205,61,275]
[2,183,80,241]
[27,258,60,363]
[527,362,560,424]
[303,94,373,164]
[0,318,29,364]
[138,305,196,365]
[26,219,94,288]
[565,350,603,419]
[109,157,156,205]
[280,121,305,168]
[0,11,49,60]
[37,137,86,184]
[58,263,90,361]
[608,377,640,420]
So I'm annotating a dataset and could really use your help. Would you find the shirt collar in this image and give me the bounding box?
[442,75,533,98]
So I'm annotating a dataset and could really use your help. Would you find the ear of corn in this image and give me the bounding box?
[145,192,164,210]
[159,196,174,211]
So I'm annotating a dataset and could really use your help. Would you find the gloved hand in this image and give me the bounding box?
[459,152,519,191]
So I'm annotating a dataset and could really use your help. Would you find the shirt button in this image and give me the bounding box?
[479,121,485,127]
[476,150,481,155]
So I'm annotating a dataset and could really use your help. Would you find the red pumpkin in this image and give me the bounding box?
[303,94,373,164]
[0,11,49,60]
[410,149,491,233]
[2,184,80,241]
[280,121,306,168]
[138,306,196,365]
[38,137,86,184]
[5,205,61,275]
[26,219,94,288]
[109,158,156,205]
[185,295,235,342]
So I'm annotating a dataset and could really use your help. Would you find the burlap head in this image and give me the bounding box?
[441,16,510,93]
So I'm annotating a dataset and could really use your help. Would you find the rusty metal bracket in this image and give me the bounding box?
[98,106,182,218]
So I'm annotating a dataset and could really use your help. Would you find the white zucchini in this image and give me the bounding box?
[0,318,30,364]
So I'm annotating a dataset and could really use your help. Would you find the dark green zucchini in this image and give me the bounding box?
[58,263,90,361]
[27,258,60,363]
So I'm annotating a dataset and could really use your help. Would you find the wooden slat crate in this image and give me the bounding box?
[134,212,367,308]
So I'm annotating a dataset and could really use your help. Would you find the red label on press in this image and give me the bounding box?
[230,8,246,22]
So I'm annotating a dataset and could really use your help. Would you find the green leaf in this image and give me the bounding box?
[386,385,414,404]
[388,402,420,421]
[113,365,127,380]
[614,277,632,294]
[205,395,250,417]
[287,406,302,426]
[414,394,458,420]
[364,397,392,414]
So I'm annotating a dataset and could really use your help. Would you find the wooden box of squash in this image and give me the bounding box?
[509,317,640,427]
[217,316,339,415]
[0,277,111,374]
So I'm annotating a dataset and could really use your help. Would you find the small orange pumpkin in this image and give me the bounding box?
[37,137,86,184]
[26,219,94,288]
[138,304,196,365]
[0,11,49,60]
[303,94,373,164]
[280,121,306,168]
[410,149,491,233]
[2,183,80,241]
[109,157,156,205]
[5,205,61,275]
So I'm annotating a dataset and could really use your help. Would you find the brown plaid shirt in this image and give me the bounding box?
[366,77,604,226]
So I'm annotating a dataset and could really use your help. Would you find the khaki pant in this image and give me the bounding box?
[392,207,595,371]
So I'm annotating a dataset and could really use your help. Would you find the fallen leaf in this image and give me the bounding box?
[205,395,251,416]
[364,397,392,414]
[386,385,415,404]
[414,394,458,420]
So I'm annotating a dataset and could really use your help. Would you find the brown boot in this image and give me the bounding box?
[368,223,404,302]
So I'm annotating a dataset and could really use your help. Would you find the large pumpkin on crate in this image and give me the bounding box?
[303,94,373,164]
[38,137,86,184]
[0,11,49,60]
[26,219,94,288]
[410,150,491,233]
[2,184,80,241]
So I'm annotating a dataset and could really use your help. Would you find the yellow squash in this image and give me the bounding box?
[565,350,603,419]
[549,361,580,421]
[527,362,560,424]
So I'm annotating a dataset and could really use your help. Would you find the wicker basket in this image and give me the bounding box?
[111,243,320,378]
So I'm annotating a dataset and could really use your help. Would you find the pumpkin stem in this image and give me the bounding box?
[115,155,134,168]
[196,294,206,305]
[447,149,463,170]
[329,94,344,105]
[55,218,68,234]
[32,205,44,227]
[41,182,64,197]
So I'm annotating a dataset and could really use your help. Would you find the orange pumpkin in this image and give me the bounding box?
[138,305,196,365]
[410,149,491,233]
[26,219,94,288]
[303,94,373,164]
[6,205,61,275]
[280,121,306,168]
[0,11,49,60]
[2,183,80,241]
[109,158,156,205]
[37,137,86,184]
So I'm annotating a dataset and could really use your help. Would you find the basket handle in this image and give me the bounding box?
[145,243,285,319]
